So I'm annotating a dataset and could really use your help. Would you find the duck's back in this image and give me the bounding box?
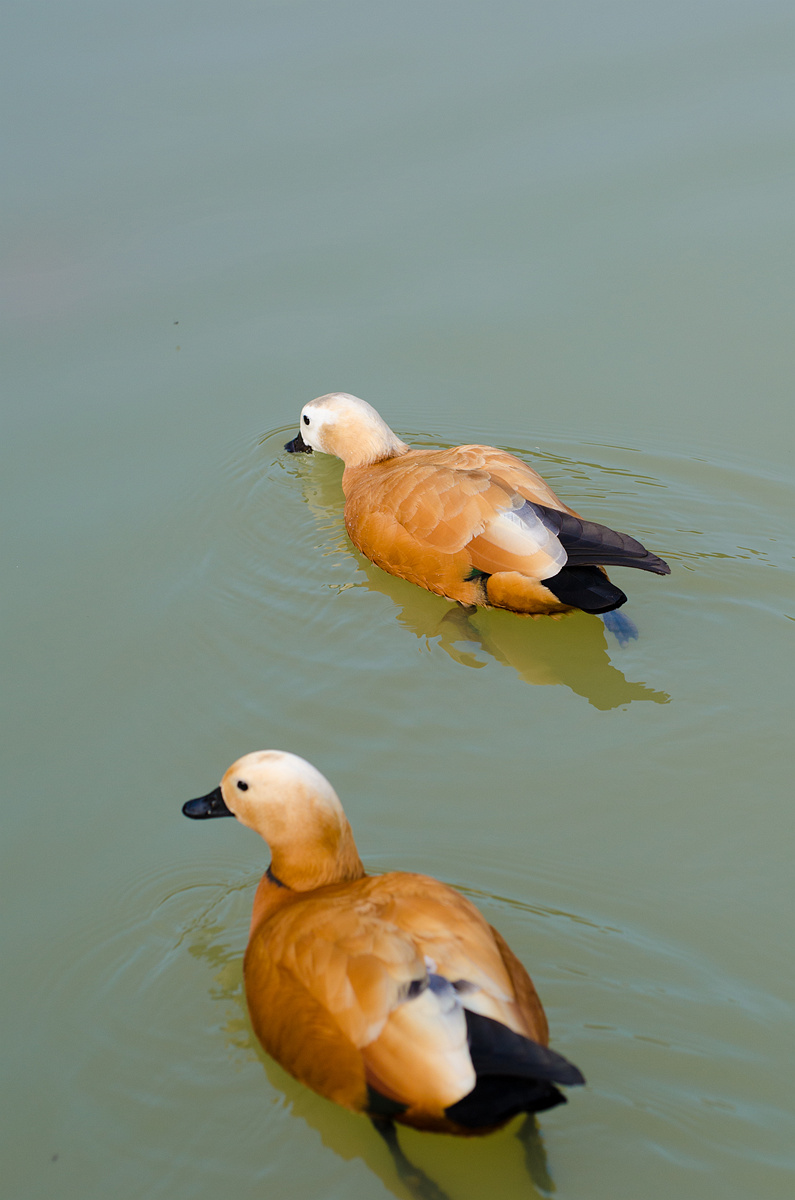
[344,445,571,517]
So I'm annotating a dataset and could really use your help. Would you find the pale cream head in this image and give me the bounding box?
[298,393,409,467]
[220,750,365,890]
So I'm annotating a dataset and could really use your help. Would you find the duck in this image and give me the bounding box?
[183,750,585,1140]
[285,392,670,616]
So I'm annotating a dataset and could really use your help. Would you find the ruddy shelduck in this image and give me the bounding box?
[183,751,584,1140]
[285,392,670,615]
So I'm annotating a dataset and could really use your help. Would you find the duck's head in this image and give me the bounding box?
[183,750,365,889]
[284,392,409,467]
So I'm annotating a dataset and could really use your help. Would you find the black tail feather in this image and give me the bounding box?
[464,1011,585,1086]
[444,1011,584,1129]
[530,503,670,575]
[446,1074,567,1127]
[543,565,627,614]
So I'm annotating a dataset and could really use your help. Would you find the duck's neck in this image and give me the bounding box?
[268,823,366,893]
[336,426,410,471]
[248,830,366,937]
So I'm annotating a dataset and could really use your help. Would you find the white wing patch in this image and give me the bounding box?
[482,500,568,580]
[365,974,475,1108]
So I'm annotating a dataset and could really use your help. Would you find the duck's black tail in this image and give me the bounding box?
[527,502,670,576]
[542,564,628,613]
[519,499,669,614]
[444,1011,585,1129]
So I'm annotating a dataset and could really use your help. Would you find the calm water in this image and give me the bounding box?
[3,3,794,1199]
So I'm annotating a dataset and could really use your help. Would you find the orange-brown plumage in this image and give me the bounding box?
[183,751,583,1136]
[285,393,670,615]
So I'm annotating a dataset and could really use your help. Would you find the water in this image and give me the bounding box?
[3,3,794,1199]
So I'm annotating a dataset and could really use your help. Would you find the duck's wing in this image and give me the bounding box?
[461,449,670,575]
[245,886,477,1110]
[243,943,370,1111]
[381,448,670,577]
[394,457,670,578]
[349,458,569,581]
[249,890,424,1046]
[362,459,513,553]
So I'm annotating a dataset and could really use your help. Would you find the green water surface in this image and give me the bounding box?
[3,3,794,1199]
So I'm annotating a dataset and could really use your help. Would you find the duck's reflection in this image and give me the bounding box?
[187,916,554,1200]
[287,449,670,711]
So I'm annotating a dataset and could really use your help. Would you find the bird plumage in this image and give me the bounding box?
[286,393,670,615]
[183,751,584,1135]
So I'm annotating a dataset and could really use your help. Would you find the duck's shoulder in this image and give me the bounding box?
[344,445,493,490]
[361,869,489,923]
[368,444,498,477]
[248,873,424,966]
[471,447,572,511]
[248,870,501,981]
[252,871,458,933]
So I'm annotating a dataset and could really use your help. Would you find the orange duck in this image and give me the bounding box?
[285,392,669,616]
[183,750,584,1142]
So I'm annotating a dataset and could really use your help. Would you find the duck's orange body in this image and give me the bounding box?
[343,444,578,613]
[183,751,584,1136]
[245,869,550,1133]
[286,393,670,615]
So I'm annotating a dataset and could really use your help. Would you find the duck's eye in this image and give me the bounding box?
[303,414,310,426]
[237,780,249,791]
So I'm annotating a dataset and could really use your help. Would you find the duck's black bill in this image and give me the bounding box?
[284,431,312,454]
[182,786,234,819]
